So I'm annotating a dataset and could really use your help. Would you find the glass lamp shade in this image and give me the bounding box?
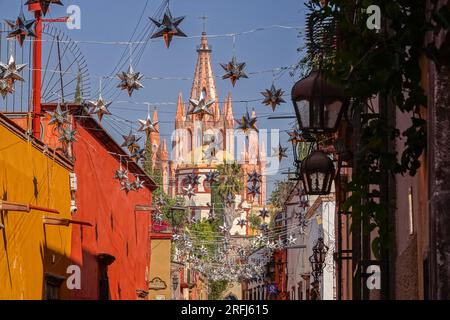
[291,70,348,133]
[301,151,335,195]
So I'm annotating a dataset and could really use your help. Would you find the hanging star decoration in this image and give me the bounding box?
[0,55,26,83]
[153,212,164,224]
[236,110,258,134]
[25,0,64,16]
[183,184,196,199]
[58,127,77,143]
[149,7,187,48]
[287,234,297,246]
[219,223,229,234]
[114,168,128,181]
[188,89,215,119]
[156,196,167,208]
[247,184,261,197]
[224,193,235,207]
[121,130,141,154]
[130,148,145,163]
[273,144,288,162]
[259,208,270,219]
[207,203,216,221]
[0,78,14,99]
[117,65,144,97]
[186,172,201,186]
[47,103,69,129]
[260,223,269,233]
[220,56,248,87]
[5,11,36,46]
[237,218,247,228]
[133,176,145,190]
[172,234,181,242]
[121,180,136,194]
[247,171,262,184]
[205,171,220,184]
[261,84,286,112]
[88,94,112,122]
[138,113,159,135]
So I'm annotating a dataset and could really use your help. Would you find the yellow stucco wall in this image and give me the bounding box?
[0,120,72,300]
[148,237,172,300]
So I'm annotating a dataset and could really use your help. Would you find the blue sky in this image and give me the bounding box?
[0,0,307,195]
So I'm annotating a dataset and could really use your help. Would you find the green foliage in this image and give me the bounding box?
[302,0,450,258]
[215,161,244,199]
[248,212,262,231]
[209,280,229,300]
[269,180,296,211]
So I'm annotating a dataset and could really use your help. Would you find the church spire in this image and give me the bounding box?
[176,92,186,127]
[190,32,219,123]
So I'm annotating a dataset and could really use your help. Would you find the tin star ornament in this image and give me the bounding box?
[259,208,270,219]
[220,56,248,87]
[121,130,141,154]
[47,103,69,128]
[5,11,36,46]
[0,55,27,82]
[224,193,235,206]
[114,168,128,181]
[219,223,229,234]
[237,218,247,228]
[117,65,144,97]
[88,94,112,122]
[121,179,135,194]
[273,144,288,162]
[236,110,258,134]
[133,176,145,190]
[205,171,220,184]
[138,114,159,135]
[183,184,196,199]
[130,148,145,163]
[149,8,187,48]
[261,84,286,112]
[0,78,14,99]
[188,89,215,118]
[247,171,262,184]
[58,127,77,143]
[186,173,201,186]
[25,0,64,16]
[287,234,297,246]
[247,184,261,196]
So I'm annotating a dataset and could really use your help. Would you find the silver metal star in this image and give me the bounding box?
[149,7,187,48]
[224,193,235,207]
[272,144,288,162]
[25,0,64,16]
[138,113,159,135]
[0,55,27,82]
[260,223,269,233]
[247,171,262,184]
[88,94,112,122]
[121,130,141,154]
[287,234,297,246]
[259,208,270,219]
[261,84,286,112]
[117,65,144,97]
[188,89,215,119]
[247,184,261,196]
[236,110,258,134]
[47,103,69,128]
[186,173,200,186]
[153,212,164,224]
[220,56,248,87]
[114,168,128,181]
[205,171,220,184]
[0,78,14,99]
[130,148,145,163]
[5,11,36,46]
[237,218,247,228]
[219,223,229,234]
[121,179,135,194]
[183,184,196,199]
[58,127,77,143]
[156,196,167,208]
[133,176,145,190]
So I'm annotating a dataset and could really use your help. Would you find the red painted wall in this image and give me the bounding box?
[69,122,153,300]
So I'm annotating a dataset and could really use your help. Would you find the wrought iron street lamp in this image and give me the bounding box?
[291,70,348,134]
[301,150,335,195]
[288,129,316,168]
[309,237,329,280]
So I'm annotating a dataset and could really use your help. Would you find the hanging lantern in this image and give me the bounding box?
[291,70,348,134]
[301,150,335,195]
[309,237,329,280]
[288,129,315,167]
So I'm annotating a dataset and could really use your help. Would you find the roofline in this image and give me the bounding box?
[41,103,158,192]
[0,112,74,171]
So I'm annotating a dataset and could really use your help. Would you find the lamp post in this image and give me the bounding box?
[301,150,335,195]
[291,70,348,134]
